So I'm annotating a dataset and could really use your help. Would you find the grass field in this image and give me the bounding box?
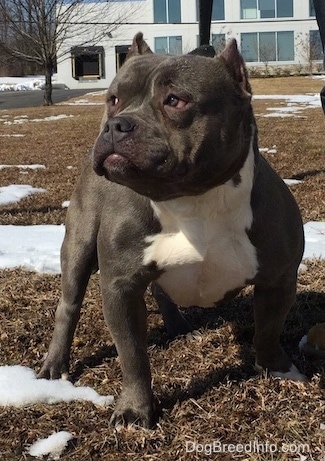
[0,76,324,461]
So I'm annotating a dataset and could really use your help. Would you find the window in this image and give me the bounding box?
[259,32,276,61]
[309,30,323,60]
[240,0,293,19]
[240,0,257,19]
[259,0,275,18]
[241,33,258,61]
[212,0,225,20]
[154,36,182,54]
[277,0,293,17]
[153,0,181,23]
[212,34,226,52]
[277,31,294,61]
[196,0,225,21]
[71,46,104,80]
[241,31,294,62]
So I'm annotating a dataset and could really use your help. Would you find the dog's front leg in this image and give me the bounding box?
[38,188,98,379]
[100,274,154,428]
[253,280,306,381]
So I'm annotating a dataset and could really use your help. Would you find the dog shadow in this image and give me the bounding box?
[71,289,325,401]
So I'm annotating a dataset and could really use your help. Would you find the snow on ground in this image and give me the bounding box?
[0,221,323,275]
[3,114,74,125]
[0,225,64,273]
[0,365,114,408]
[0,75,64,92]
[0,184,46,205]
[0,76,45,92]
[254,93,321,117]
[28,432,74,460]
[0,164,45,170]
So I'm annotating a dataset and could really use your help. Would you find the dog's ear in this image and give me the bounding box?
[188,45,215,58]
[127,32,153,60]
[218,39,252,95]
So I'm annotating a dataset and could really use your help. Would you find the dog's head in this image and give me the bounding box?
[93,32,254,201]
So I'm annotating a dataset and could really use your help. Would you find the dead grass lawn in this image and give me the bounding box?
[0,77,324,461]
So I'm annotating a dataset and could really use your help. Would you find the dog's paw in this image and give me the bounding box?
[37,356,70,380]
[255,362,307,382]
[110,396,156,430]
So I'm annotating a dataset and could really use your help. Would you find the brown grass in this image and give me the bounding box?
[0,77,325,461]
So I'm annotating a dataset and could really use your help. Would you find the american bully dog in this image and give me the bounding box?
[39,33,305,428]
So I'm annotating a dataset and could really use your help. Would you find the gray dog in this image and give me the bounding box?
[39,33,305,428]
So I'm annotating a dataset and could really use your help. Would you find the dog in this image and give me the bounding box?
[38,32,305,428]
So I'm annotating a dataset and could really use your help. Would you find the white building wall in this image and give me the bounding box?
[57,0,320,90]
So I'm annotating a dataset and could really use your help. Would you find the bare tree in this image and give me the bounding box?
[298,31,323,74]
[0,0,136,105]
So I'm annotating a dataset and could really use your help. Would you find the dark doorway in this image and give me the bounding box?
[115,45,131,71]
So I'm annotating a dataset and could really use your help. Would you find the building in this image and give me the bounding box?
[57,0,322,90]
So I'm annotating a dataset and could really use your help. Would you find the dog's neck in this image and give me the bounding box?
[151,135,255,234]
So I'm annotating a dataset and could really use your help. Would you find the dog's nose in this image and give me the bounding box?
[103,116,137,143]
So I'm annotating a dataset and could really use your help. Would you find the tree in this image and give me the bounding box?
[0,0,136,105]
[313,0,325,68]
[298,31,323,75]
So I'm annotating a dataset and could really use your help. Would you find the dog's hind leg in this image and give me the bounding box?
[151,282,193,338]
[253,280,306,381]
[38,186,99,379]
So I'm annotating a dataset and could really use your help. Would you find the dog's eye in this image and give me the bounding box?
[165,94,187,109]
[109,95,119,106]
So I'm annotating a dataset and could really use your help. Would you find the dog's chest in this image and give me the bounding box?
[143,149,258,308]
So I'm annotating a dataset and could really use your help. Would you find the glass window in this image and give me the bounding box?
[310,30,323,60]
[259,0,275,18]
[154,0,181,23]
[153,0,167,22]
[259,32,276,61]
[196,0,225,21]
[277,31,294,61]
[169,36,182,54]
[212,0,225,20]
[241,33,258,61]
[277,0,293,17]
[212,33,226,52]
[155,37,168,54]
[240,0,257,19]
[168,0,181,23]
[310,0,315,16]
[154,36,182,54]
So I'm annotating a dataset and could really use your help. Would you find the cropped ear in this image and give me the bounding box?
[126,32,153,60]
[218,38,252,95]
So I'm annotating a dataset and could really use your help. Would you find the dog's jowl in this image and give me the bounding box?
[39,32,305,428]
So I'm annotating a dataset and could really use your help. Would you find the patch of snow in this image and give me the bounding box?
[303,222,325,261]
[0,365,114,407]
[283,179,303,185]
[28,432,73,460]
[0,164,46,170]
[0,134,25,138]
[0,75,60,92]
[0,225,64,273]
[254,93,321,117]
[0,222,324,275]
[3,114,74,125]
[61,99,103,106]
[0,184,46,205]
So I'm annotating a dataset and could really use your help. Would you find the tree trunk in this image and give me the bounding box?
[43,61,53,106]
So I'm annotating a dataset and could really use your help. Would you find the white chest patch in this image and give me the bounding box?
[143,145,258,308]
